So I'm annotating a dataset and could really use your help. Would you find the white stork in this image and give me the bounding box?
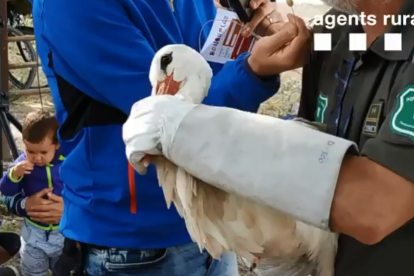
[131,44,337,276]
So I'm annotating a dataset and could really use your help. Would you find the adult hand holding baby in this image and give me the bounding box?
[25,188,64,224]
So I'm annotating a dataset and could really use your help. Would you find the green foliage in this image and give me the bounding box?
[8,0,33,16]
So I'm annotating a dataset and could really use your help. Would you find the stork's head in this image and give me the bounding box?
[149,44,213,104]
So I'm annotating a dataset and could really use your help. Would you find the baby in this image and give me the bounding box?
[0,110,64,276]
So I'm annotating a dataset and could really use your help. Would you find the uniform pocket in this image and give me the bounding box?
[104,248,168,272]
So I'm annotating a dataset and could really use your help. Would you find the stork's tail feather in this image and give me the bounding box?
[152,156,178,209]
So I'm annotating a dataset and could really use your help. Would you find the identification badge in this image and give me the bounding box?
[200,8,257,64]
[362,102,383,137]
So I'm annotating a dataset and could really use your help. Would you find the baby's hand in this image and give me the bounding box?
[12,161,34,179]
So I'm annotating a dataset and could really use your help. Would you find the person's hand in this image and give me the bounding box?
[27,192,63,224]
[248,14,312,76]
[25,188,53,211]
[213,0,222,8]
[242,0,284,37]
[12,160,34,179]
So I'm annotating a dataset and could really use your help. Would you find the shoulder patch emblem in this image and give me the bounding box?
[390,85,414,140]
[315,93,328,123]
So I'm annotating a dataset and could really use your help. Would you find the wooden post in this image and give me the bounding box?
[0,2,7,96]
[0,1,12,162]
[2,133,12,161]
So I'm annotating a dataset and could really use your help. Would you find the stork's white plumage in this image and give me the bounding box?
[139,44,337,276]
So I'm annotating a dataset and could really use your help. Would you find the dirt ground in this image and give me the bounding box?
[1,2,330,273]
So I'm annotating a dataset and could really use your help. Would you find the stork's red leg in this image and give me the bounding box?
[128,163,137,213]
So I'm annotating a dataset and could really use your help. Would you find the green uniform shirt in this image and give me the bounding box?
[299,2,414,276]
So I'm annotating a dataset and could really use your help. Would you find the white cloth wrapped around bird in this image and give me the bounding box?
[122,44,358,276]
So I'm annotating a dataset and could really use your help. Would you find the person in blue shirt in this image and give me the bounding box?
[30,0,308,274]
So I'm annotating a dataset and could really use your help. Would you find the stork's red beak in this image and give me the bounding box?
[156,73,182,95]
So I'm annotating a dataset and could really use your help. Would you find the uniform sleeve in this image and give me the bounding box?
[43,0,278,116]
[298,9,344,121]
[297,60,318,121]
[297,50,323,121]
[0,154,27,196]
[361,69,414,183]
[297,26,327,121]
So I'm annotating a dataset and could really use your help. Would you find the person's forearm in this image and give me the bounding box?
[1,193,27,217]
[204,53,279,112]
[124,95,414,245]
[330,156,414,244]
[0,169,23,197]
[1,155,26,196]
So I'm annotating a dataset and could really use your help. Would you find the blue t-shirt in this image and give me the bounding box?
[32,0,280,248]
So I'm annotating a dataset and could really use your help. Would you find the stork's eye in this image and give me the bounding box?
[160,52,173,72]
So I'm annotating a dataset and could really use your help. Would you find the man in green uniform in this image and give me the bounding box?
[298,0,414,274]
[122,0,414,275]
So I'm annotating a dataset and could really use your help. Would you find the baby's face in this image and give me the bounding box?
[24,136,59,166]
